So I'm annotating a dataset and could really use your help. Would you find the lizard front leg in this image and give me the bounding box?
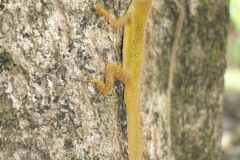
[94,3,133,29]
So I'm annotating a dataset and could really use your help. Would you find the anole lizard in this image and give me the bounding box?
[92,0,152,159]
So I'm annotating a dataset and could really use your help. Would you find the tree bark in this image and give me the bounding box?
[0,0,228,160]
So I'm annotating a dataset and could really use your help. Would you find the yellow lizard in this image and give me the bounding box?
[92,0,152,159]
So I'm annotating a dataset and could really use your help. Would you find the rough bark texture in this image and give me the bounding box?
[0,0,228,160]
[142,0,228,159]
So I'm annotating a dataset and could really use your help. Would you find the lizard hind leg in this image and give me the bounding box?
[92,63,130,93]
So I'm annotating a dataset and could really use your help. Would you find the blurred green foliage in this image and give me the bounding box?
[228,37,240,64]
[229,0,240,65]
[230,0,240,31]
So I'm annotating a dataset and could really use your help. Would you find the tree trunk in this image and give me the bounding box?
[0,0,228,160]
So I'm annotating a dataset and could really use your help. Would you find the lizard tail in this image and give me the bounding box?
[124,85,142,160]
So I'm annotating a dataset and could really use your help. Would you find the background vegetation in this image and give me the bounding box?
[222,0,240,159]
